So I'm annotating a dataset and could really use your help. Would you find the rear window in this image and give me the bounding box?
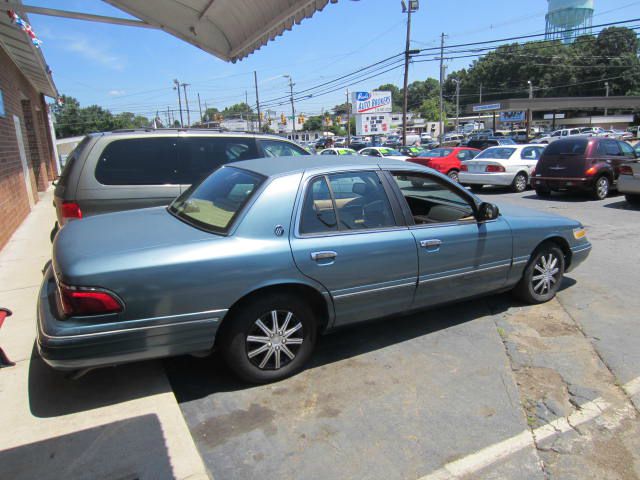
[169,166,264,233]
[476,148,516,160]
[424,148,453,157]
[544,139,588,156]
[58,136,91,187]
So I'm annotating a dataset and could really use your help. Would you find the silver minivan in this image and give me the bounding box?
[52,129,309,239]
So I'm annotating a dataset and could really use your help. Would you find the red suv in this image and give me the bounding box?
[408,147,480,182]
[532,137,638,200]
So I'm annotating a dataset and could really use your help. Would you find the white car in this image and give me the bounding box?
[319,148,359,156]
[535,128,583,144]
[358,147,409,161]
[459,144,546,193]
[618,156,640,206]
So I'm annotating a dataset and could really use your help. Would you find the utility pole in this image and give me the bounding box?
[453,78,460,133]
[401,1,417,147]
[166,106,170,126]
[173,79,183,127]
[197,93,203,126]
[346,89,351,147]
[527,80,533,140]
[254,71,262,132]
[181,83,191,126]
[439,32,446,145]
[479,82,483,104]
[245,90,251,132]
[604,81,610,116]
[284,75,296,137]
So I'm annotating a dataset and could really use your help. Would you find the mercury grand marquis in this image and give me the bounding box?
[38,156,591,383]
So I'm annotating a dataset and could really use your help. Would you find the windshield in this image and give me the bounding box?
[422,148,453,158]
[498,138,517,145]
[338,149,357,155]
[379,148,403,156]
[169,166,264,233]
[476,147,516,160]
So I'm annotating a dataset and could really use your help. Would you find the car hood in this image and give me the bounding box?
[54,207,217,281]
[493,203,581,228]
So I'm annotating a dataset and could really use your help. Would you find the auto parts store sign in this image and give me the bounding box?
[352,91,392,114]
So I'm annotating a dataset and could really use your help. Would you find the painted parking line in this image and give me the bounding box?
[417,377,639,480]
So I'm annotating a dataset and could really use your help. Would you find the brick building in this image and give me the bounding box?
[0,11,58,249]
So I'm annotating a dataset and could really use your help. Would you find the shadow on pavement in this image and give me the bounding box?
[603,200,639,211]
[166,293,523,403]
[28,347,166,418]
[0,414,173,480]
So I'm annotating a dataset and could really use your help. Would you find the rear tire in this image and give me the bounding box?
[591,175,610,200]
[447,170,460,182]
[219,293,317,384]
[513,243,565,304]
[625,194,640,206]
[511,172,528,193]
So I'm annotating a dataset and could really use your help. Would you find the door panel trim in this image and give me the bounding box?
[418,261,511,284]
[333,278,417,299]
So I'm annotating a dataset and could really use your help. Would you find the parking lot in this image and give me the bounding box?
[166,187,640,480]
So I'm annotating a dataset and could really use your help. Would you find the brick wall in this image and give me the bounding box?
[0,46,57,250]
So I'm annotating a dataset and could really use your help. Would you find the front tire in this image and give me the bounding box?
[511,172,528,193]
[219,293,317,384]
[447,170,460,182]
[591,175,610,200]
[625,194,640,206]
[513,243,565,304]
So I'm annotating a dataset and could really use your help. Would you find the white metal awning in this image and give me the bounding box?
[0,2,57,97]
[104,0,338,62]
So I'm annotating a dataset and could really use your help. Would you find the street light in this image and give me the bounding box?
[401,0,419,147]
[173,78,184,127]
[604,81,610,116]
[283,74,296,138]
[527,81,533,139]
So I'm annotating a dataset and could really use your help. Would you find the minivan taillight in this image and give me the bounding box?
[619,165,634,176]
[61,201,82,220]
[485,165,506,173]
[58,283,123,316]
[585,167,597,176]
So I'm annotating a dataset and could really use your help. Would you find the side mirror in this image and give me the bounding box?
[478,202,500,221]
[52,175,61,186]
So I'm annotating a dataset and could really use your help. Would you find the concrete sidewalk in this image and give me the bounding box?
[0,189,209,480]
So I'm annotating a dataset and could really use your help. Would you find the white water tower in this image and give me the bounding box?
[545,0,594,43]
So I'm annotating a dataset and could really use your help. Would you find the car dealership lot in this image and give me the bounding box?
[167,188,640,480]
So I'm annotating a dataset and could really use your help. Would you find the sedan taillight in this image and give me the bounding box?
[58,283,123,316]
[460,164,468,171]
[485,165,506,173]
[619,165,634,176]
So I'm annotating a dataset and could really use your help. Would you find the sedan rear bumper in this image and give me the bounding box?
[37,266,225,371]
[618,175,640,195]
[459,172,515,186]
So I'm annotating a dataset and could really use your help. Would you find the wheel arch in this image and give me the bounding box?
[535,235,572,270]
[215,282,333,347]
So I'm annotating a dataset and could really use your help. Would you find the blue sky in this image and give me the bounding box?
[22,0,640,120]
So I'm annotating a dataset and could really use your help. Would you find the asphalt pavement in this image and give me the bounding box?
[167,186,640,480]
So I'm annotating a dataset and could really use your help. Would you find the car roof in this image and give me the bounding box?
[87,128,296,141]
[231,155,401,177]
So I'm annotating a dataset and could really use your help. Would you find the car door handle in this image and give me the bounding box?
[311,251,337,261]
[420,239,442,249]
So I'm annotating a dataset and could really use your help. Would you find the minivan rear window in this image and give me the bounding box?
[544,139,588,156]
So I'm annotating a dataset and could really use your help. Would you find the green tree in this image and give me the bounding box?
[222,103,253,116]
[419,97,447,122]
[202,107,220,122]
[377,83,402,110]
[303,115,323,131]
[332,102,350,116]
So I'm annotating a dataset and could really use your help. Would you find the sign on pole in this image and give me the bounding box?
[499,111,526,122]
[352,91,392,114]
[356,113,391,136]
[473,103,501,112]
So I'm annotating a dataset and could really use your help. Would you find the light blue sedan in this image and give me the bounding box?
[38,156,591,383]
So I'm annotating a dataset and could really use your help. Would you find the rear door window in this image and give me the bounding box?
[177,136,259,184]
[619,141,636,158]
[597,140,620,156]
[95,137,178,185]
[259,139,309,157]
[521,147,543,160]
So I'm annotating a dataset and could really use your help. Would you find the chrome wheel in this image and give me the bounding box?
[513,173,527,193]
[448,170,459,182]
[595,176,609,200]
[531,253,560,295]
[246,310,304,370]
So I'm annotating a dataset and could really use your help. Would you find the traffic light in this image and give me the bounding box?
[259,112,264,121]
[280,113,286,124]
[298,115,305,124]
[337,116,342,123]
[324,116,330,125]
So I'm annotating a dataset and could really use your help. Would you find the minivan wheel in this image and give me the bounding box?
[592,176,609,200]
[219,294,317,384]
[447,170,460,182]
[511,172,528,193]
[513,243,565,304]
